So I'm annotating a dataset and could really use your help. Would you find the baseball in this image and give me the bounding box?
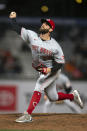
[9,11,16,18]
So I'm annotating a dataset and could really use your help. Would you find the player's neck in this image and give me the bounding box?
[40,33,51,41]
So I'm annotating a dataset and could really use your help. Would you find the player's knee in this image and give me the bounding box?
[34,83,43,93]
[34,88,42,93]
[46,92,58,102]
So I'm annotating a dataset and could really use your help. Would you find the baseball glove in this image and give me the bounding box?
[32,62,48,74]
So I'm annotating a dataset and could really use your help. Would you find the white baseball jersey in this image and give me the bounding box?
[21,28,65,68]
[56,73,71,93]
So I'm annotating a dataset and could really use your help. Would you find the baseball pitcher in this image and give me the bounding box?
[9,12,83,122]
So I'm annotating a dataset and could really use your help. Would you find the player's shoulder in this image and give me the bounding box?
[51,38,63,51]
[51,38,60,46]
[51,38,58,43]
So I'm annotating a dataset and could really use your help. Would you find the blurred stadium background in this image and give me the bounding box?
[0,0,87,114]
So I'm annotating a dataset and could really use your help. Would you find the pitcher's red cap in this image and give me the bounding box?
[41,19,55,30]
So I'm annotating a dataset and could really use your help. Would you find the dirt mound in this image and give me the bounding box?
[0,113,87,131]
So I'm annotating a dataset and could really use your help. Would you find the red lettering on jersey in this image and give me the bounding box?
[40,47,52,55]
[32,45,52,55]
[40,47,43,53]
[43,48,46,54]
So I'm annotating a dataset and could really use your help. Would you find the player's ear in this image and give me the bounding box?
[49,28,53,32]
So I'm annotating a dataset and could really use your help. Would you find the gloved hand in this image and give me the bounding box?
[32,63,51,75]
[37,67,51,75]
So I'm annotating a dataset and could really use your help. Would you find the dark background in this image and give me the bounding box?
[0,0,87,80]
[0,0,87,18]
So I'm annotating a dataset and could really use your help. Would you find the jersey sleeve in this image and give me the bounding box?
[51,40,65,73]
[21,27,37,43]
[21,27,29,42]
[54,44,65,64]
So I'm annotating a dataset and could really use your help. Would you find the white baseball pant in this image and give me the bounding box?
[34,69,61,101]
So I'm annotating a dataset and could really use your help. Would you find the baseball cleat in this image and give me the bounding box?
[15,111,32,123]
[72,90,83,109]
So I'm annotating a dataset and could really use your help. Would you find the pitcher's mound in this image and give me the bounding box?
[0,113,87,131]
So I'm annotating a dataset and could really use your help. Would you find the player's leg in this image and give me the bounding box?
[45,80,74,102]
[45,81,83,109]
[15,90,41,123]
[15,75,43,123]
[27,72,58,115]
[15,72,58,122]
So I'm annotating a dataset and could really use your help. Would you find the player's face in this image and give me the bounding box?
[39,22,52,34]
[41,22,51,30]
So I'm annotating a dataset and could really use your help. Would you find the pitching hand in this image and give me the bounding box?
[9,11,17,19]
